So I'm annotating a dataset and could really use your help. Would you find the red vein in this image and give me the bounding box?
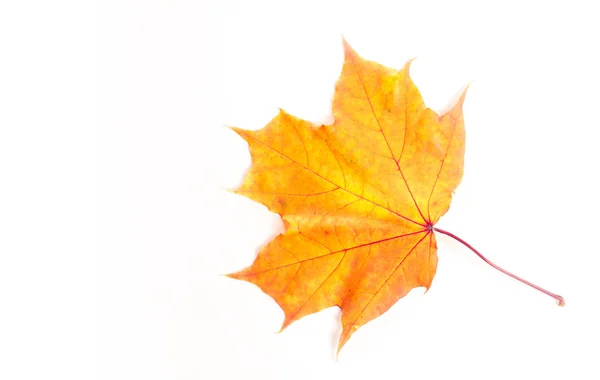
[321,135,347,188]
[347,52,427,225]
[343,232,431,341]
[433,227,565,306]
[239,131,426,228]
[281,262,302,293]
[339,206,378,310]
[291,121,309,168]
[241,187,340,197]
[235,229,428,277]
[426,118,457,223]
[284,248,349,326]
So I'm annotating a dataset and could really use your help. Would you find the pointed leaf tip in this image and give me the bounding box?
[228,125,245,136]
[228,125,255,144]
[278,319,291,334]
[342,38,358,57]
[401,57,417,75]
[442,83,470,118]
[457,82,471,107]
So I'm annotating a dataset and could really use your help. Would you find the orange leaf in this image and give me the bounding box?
[229,39,467,352]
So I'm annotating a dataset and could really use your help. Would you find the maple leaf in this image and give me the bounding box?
[228,39,564,353]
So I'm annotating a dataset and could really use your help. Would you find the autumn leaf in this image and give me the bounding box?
[228,39,564,353]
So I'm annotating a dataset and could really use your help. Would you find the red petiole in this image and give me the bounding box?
[433,227,565,307]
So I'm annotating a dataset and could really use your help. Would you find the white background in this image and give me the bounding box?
[1,0,599,379]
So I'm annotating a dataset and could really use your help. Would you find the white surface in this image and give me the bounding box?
[2,0,600,379]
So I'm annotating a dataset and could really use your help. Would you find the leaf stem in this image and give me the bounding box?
[433,227,565,307]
